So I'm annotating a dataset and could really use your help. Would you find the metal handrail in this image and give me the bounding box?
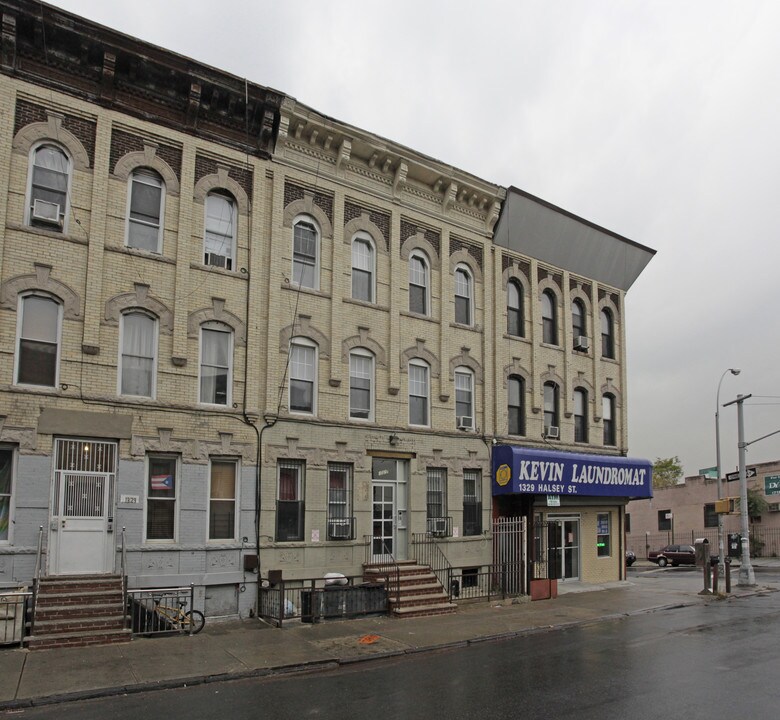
[120,526,128,627]
[411,532,453,600]
[364,535,401,608]
[30,525,44,638]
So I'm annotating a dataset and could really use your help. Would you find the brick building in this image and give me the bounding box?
[0,0,654,622]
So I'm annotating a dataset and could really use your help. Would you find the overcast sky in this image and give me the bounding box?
[47,0,780,478]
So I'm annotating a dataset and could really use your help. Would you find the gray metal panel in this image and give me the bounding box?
[37,408,133,439]
[494,189,655,291]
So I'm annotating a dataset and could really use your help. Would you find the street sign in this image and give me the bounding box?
[726,467,757,481]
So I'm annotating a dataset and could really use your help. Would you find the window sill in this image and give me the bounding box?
[281,283,330,299]
[449,322,482,333]
[106,244,176,264]
[400,310,438,324]
[343,297,389,312]
[8,222,86,245]
[191,261,246,278]
[503,333,530,343]
[540,342,563,351]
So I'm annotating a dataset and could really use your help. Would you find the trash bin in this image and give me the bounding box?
[300,589,321,623]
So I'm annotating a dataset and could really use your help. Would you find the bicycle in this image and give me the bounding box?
[153,596,205,634]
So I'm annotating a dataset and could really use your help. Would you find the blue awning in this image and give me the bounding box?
[492,446,653,499]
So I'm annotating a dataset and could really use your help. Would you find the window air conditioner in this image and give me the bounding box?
[457,416,473,431]
[32,199,62,225]
[545,425,560,439]
[328,521,351,539]
[574,335,589,351]
[205,252,230,269]
[429,518,448,536]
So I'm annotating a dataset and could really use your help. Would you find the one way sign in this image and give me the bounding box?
[726,468,757,481]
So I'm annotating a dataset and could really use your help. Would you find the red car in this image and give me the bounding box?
[648,544,718,567]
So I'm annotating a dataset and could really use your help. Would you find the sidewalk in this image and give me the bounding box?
[0,570,776,710]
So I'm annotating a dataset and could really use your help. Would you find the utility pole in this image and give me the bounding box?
[723,394,755,587]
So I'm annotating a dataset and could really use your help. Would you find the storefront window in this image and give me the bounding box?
[596,512,611,557]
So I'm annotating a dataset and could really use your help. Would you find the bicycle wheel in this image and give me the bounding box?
[184,610,205,634]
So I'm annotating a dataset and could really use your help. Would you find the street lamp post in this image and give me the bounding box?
[715,368,740,577]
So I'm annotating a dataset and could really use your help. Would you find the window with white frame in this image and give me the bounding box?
[542,290,557,345]
[463,469,482,536]
[544,382,559,434]
[349,350,374,420]
[327,463,352,540]
[601,308,615,359]
[292,217,318,289]
[574,388,588,443]
[277,459,304,541]
[507,280,523,337]
[572,299,586,348]
[408,360,430,426]
[15,294,61,387]
[28,144,69,230]
[426,467,447,533]
[146,455,177,541]
[204,190,236,270]
[603,393,616,446]
[209,459,237,540]
[127,169,164,252]
[119,311,157,397]
[508,375,525,436]
[455,368,474,430]
[0,447,15,543]
[199,322,232,405]
[351,235,374,302]
[289,339,317,414]
[454,266,473,325]
[408,252,429,315]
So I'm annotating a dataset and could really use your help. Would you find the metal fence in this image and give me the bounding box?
[126,585,197,637]
[258,575,387,627]
[0,592,31,647]
[450,563,524,602]
[628,526,780,558]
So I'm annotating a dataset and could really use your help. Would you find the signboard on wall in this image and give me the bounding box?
[766,475,780,496]
[492,446,653,499]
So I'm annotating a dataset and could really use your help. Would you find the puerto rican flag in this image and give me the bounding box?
[151,474,174,491]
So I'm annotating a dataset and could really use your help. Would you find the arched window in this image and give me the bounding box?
[349,349,374,420]
[28,144,70,231]
[15,294,61,387]
[542,290,557,345]
[454,266,473,326]
[572,299,586,350]
[204,190,236,270]
[455,368,474,430]
[603,394,616,446]
[351,234,375,303]
[292,217,319,289]
[543,382,559,435]
[507,280,524,337]
[508,375,525,436]
[289,337,317,414]
[119,311,157,397]
[409,251,429,315]
[601,308,615,359]
[408,359,430,427]
[127,169,165,252]
[199,321,232,406]
[574,389,588,443]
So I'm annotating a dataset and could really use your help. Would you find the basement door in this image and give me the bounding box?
[49,439,117,575]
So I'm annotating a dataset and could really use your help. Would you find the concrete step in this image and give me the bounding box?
[389,591,450,607]
[392,602,457,618]
[35,590,123,607]
[33,615,126,636]
[34,603,125,622]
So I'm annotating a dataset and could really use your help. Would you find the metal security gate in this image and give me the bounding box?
[49,439,117,575]
[493,516,526,594]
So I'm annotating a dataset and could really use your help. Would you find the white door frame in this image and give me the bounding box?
[370,458,408,561]
[49,438,117,575]
[548,514,581,581]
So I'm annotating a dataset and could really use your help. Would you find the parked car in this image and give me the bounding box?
[648,544,719,567]
[625,550,636,566]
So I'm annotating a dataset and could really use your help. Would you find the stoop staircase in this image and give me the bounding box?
[363,561,457,618]
[27,574,131,650]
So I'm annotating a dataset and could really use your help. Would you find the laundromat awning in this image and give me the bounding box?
[492,446,653,499]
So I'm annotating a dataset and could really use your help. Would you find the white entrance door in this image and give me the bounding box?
[550,517,580,581]
[50,439,116,575]
[371,458,408,561]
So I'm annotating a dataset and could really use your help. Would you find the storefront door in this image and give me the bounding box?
[549,516,580,581]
